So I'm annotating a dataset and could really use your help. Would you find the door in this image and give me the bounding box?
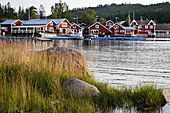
[63,29,66,34]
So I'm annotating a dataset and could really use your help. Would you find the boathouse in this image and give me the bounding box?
[79,23,86,29]
[130,20,156,37]
[71,23,83,35]
[83,22,112,37]
[109,23,136,37]
[0,19,71,36]
[155,24,170,38]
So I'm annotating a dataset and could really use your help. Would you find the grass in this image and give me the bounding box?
[0,40,166,112]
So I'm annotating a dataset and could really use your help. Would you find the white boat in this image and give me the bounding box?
[70,33,84,40]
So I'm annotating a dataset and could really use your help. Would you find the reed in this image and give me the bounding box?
[0,40,166,112]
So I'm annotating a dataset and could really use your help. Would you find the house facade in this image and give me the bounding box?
[0,19,71,36]
[155,24,170,37]
[130,20,156,37]
[109,23,136,36]
[71,23,83,35]
[100,20,114,28]
[83,22,112,37]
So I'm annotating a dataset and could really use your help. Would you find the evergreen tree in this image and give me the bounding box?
[18,6,22,18]
[81,9,96,25]
[39,4,46,19]
[126,13,131,26]
[0,4,3,18]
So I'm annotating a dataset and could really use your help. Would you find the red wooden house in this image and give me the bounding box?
[100,20,114,28]
[71,23,83,34]
[130,20,156,37]
[109,23,136,36]
[83,22,112,37]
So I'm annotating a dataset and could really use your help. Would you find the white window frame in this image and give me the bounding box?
[73,26,76,28]
[95,25,99,28]
[50,22,53,26]
[108,23,112,25]
[62,22,67,27]
[74,29,77,33]
[115,25,119,29]
[120,30,124,33]
[79,29,82,33]
[145,25,148,29]
[150,25,153,29]
[115,30,119,32]
[138,25,142,29]
[49,27,54,32]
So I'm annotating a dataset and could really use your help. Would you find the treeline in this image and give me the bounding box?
[0,1,72,22]
[72,2,170,23]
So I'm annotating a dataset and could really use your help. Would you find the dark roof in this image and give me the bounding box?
[100,22,106,26]
[156,24,170,30]
[136,20,150,25]
[84,23,94,29]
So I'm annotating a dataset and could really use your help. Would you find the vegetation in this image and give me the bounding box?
[0,41,166,112]
[72,2,170,23]
[0,0,72,22]
[81,9,96,25]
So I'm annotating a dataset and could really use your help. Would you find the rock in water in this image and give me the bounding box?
[46,47,91,76]
[63,78,101,100]
[162,89,170,102]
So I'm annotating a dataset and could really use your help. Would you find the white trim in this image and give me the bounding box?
[88,22,112,33]
[11,19,23,25]
[130,20,138,26]
[148,20,156,26]
[71,23,82,29]
[106,20,114,26]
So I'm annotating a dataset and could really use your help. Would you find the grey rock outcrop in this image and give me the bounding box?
[63,78,101,100]
[45,47,91,76]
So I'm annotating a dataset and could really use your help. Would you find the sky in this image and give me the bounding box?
[1,0,170,15]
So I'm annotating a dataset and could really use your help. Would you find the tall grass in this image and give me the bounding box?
[0,40,166,112]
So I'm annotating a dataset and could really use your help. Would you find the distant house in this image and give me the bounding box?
[130,20,156,37]
[83,22,112,37]
[0,19,71,35]
[109,23,136,36]
[100,20,114,28]
[79,23,86,29]
[71,23,83,35]
[155,24,170,37]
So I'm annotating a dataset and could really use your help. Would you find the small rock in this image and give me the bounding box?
[162,89,170,102]
[63,78,101,100]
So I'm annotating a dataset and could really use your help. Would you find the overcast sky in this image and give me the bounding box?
[1,0,170,15]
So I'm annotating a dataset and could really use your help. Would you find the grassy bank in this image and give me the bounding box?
[0,40,166,112]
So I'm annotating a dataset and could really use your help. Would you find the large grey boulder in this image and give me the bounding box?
[63,78,101,100]
[44,47,91,76]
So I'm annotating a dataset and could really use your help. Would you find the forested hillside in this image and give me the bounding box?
[72,2,170,23]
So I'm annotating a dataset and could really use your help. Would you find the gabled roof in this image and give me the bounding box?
[156,24,170,30]
[71,23,82,29]
[23,19,55,25]
[136,20,150,25]
[53,18,71,27]
[84,22,112,33]
[118,21,126,25]
[0,20,20,25]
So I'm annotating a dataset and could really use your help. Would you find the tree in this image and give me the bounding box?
[126,13,131,26]
[39,4,46,19]
[0,4,3,18]
[29,6,38,19]
[50,0,72,20]
[18,6,21,18]
[99,17,106,22]
[81,9,96,25]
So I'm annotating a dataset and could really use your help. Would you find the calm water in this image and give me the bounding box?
[23,39,170,112]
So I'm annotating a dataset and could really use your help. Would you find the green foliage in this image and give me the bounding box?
[126,14,131,26]
[72,2,170,23]
[0,41,167,112]
[99,17,106,22]
[50,0,72,21]
[81,9,96,25]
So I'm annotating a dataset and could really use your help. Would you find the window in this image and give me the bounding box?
[145,25,148,29]
[73,26,76,28]
[150,25,153,29]
[62,23,67,27]
[49,27,54,32]
[50,22,53,26]
[91,30,99,35]
[115,30,119,32]
[95,25,99,28]
[108,23,112,25]
[71,29,74,33]
[79,29,82,33]
[115,25,119,29]
[74,29,77,33]
[4,27,8,32]
[138,25,142,29]
[120,30,124,33]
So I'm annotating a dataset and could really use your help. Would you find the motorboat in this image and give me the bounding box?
[70,33,84,40]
